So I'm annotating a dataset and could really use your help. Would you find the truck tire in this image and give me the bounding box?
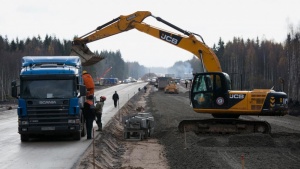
[124,132,130,139]
[144,122,151,139]
[20,134,29,142]
[73,131,81,140]
[81,123,86,137]
[81,116,87,137]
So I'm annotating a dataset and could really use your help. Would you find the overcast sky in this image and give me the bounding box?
[1,0,299,67]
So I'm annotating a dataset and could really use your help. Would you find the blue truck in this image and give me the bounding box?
[11,56,87,141]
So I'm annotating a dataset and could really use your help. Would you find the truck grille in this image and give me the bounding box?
[25,100,71,126]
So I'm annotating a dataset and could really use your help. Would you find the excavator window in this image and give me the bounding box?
[214,74,223,94]
[192,75,212,92]
[191,74,214,108]
[191,72,229,109]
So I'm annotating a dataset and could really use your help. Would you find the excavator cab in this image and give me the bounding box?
[191,72,231,110]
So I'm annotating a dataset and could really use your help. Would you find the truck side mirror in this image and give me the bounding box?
[78,85,86,97]
[11,81,18,98]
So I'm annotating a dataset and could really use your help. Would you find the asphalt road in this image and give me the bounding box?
[0,82,148,169]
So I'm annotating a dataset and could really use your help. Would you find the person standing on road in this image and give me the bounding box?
[95,96,106,131]
[112,91,119,108]
[185,80,188,88]
[83,95,95,139]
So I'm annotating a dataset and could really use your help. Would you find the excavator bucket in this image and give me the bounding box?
[70,44,105,66]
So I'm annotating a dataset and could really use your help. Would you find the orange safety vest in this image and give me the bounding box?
[82,73,95,96]
[85,100,93,106]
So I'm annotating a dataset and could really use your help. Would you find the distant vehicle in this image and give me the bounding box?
[150,78,157,85]
[172,78,181,84]
[100,78,119,85]
[131,78,137,82]
[165,81,179,94]
[157,77,171,90]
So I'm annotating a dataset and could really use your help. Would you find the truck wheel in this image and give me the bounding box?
[81,122,86,137]
[147,128,151,137]
[73,131,81,140]
[20,134,29,142]
[144,122,151,139]
[81,115,86,137]
[124,132,130,139]
[144,130,148,139]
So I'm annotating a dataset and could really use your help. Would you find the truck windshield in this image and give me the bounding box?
[21,80,74,99]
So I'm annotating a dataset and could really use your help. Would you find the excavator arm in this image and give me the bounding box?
[72,11,221,72]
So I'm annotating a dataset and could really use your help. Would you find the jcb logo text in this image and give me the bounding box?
[229,94,245,99]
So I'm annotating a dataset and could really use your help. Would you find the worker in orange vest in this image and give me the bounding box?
[82,70,95,97]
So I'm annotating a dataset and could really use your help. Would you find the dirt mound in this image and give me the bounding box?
[78,92,144,169]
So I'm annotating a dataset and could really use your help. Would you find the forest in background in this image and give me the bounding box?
[0,28,299,105]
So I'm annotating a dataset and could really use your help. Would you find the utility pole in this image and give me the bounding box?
[1,68,3,101]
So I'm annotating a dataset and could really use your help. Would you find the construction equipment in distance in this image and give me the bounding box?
[71,11,288,134]
[164,80,179,94]
[123,113,155,140]
[157,77,172,90]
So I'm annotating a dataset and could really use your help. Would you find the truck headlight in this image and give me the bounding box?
[68,119,80,124]
[68,119,75,124]
[19,121,29,125]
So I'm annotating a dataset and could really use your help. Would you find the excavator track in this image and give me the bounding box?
[178,118,271,134]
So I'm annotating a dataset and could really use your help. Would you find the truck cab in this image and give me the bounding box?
[11,56,87,141]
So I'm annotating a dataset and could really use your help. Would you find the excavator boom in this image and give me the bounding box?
[72,11,221,72]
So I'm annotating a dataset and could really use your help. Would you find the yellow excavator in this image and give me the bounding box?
[165,80,179,94]
[72,11,288,134]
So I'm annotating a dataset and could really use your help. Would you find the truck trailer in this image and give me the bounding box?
[11,56,87,142]
[157,77,171,90]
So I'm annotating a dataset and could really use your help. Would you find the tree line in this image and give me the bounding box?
[211,30,299,105]
[0,29,299,105]
[0,35,149,101]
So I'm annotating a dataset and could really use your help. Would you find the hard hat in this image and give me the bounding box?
[82,70,87,74]
[100,96,106,101]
